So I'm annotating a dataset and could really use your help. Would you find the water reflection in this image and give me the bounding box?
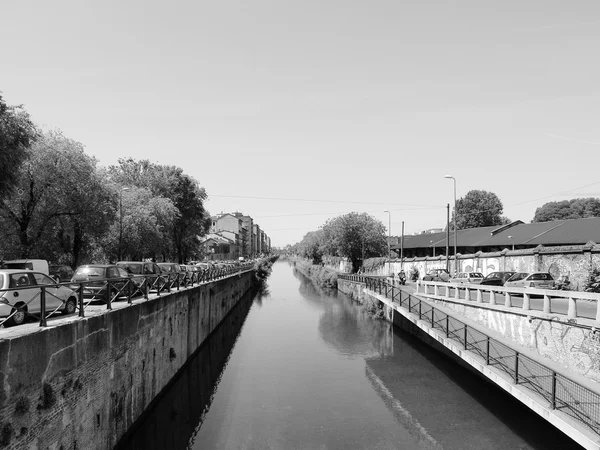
[115,286,258,450]
[119,262,584,450]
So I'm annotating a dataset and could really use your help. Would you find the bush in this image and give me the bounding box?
[584,267,600,293]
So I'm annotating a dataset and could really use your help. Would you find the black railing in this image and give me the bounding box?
[339,275,600,436]
[0,262,258,329]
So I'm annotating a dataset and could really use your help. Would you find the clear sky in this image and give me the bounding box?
[2,0,600,247]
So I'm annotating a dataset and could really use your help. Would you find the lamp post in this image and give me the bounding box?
[444,175,457,273]
[119,187,130,261]
[430,240,435,257]
[508,235,514,251]
[383,210,391,260]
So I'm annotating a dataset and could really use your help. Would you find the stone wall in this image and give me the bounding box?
[0,271,255,450]
[364,245,600,290]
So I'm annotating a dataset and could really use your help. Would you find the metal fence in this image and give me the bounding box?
[338,274,600,436]
[0,263,257,329]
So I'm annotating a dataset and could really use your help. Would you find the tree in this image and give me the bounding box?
[453,190,506,230]
[108,158,210,262]
[321,212,387,272]
[0,131,114,261]
[296,230,325,264]
[0,94,38,201]
[532,198,600,223]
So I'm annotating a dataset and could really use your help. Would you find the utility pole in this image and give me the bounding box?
[400,221,404,269]
[384,210,391,260]
[446,203,450,272]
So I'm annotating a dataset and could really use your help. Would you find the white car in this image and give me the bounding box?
[504,272,555,289]
[0,269,77,327]
[452,272,484,284]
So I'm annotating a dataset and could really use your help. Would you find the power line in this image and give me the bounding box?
[209,194,441,209]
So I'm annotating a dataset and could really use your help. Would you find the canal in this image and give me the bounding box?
[118,260,583,449]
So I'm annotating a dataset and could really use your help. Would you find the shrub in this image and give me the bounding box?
[583,267,600,293]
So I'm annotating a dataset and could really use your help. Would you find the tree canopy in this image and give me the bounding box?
[453,190,509,230]
[0,94,37,201]
[108,158,210,263]
[532,198,600,223]
[0,130,113,262]
[320,212,387,272]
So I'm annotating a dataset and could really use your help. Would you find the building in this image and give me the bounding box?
[391,217,600,258]
[207,212,271,260]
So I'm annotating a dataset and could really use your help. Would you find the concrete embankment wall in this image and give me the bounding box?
[0,271,255,450]
[338,279,600,383]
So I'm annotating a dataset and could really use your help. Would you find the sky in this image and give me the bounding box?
[2,0,600,248]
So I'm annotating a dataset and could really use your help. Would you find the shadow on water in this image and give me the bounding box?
[115,284,262,450]
[292,267,583,449]
[365,321,585,450]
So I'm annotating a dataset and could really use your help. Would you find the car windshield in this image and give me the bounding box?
[470,273,483,278]
[75,267,104,277]
[507,273,527,282]
[484,273,498,279]
[119,264,142,274]
[4,262,33,270]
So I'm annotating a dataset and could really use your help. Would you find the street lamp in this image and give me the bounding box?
[383,210,391,259]
[444,175,457,273]
[508,235,514,251]
[119,187,130,261]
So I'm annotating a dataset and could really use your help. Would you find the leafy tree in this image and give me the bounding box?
[116,187,178,261]
[108,158,210,262]
[532,198,600,223]
[0,94,38,201]
[296,230,325,264]
[453,190,507,230]
[0,130,113,261]
[321,212,387,272]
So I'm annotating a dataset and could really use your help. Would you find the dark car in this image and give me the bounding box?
[422,268,450,282]
[49,265,75,283]
[116,261,165,293]
[71,264,133,302]
[480,271,516,286]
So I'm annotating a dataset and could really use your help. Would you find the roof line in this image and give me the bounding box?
[523,221,565,244]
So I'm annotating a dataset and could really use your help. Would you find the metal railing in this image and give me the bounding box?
[340,275,600,436]
[0,262,258,329]
[418,280,600,322]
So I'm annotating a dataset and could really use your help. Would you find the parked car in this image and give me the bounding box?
[71,264,133,301]
[158,262,182,286]
[452,272,484,284]
[116,261,165,293]
[422,268,450,282]
[0,269,78,327]
[504,272,555,289]
[480,271,516,286]
[49,265,75,283]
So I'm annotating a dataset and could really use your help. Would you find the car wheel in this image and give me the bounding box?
[63,297,77,315]
[6,303,27,327]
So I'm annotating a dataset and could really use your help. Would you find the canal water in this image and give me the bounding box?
[118,260,582,449]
